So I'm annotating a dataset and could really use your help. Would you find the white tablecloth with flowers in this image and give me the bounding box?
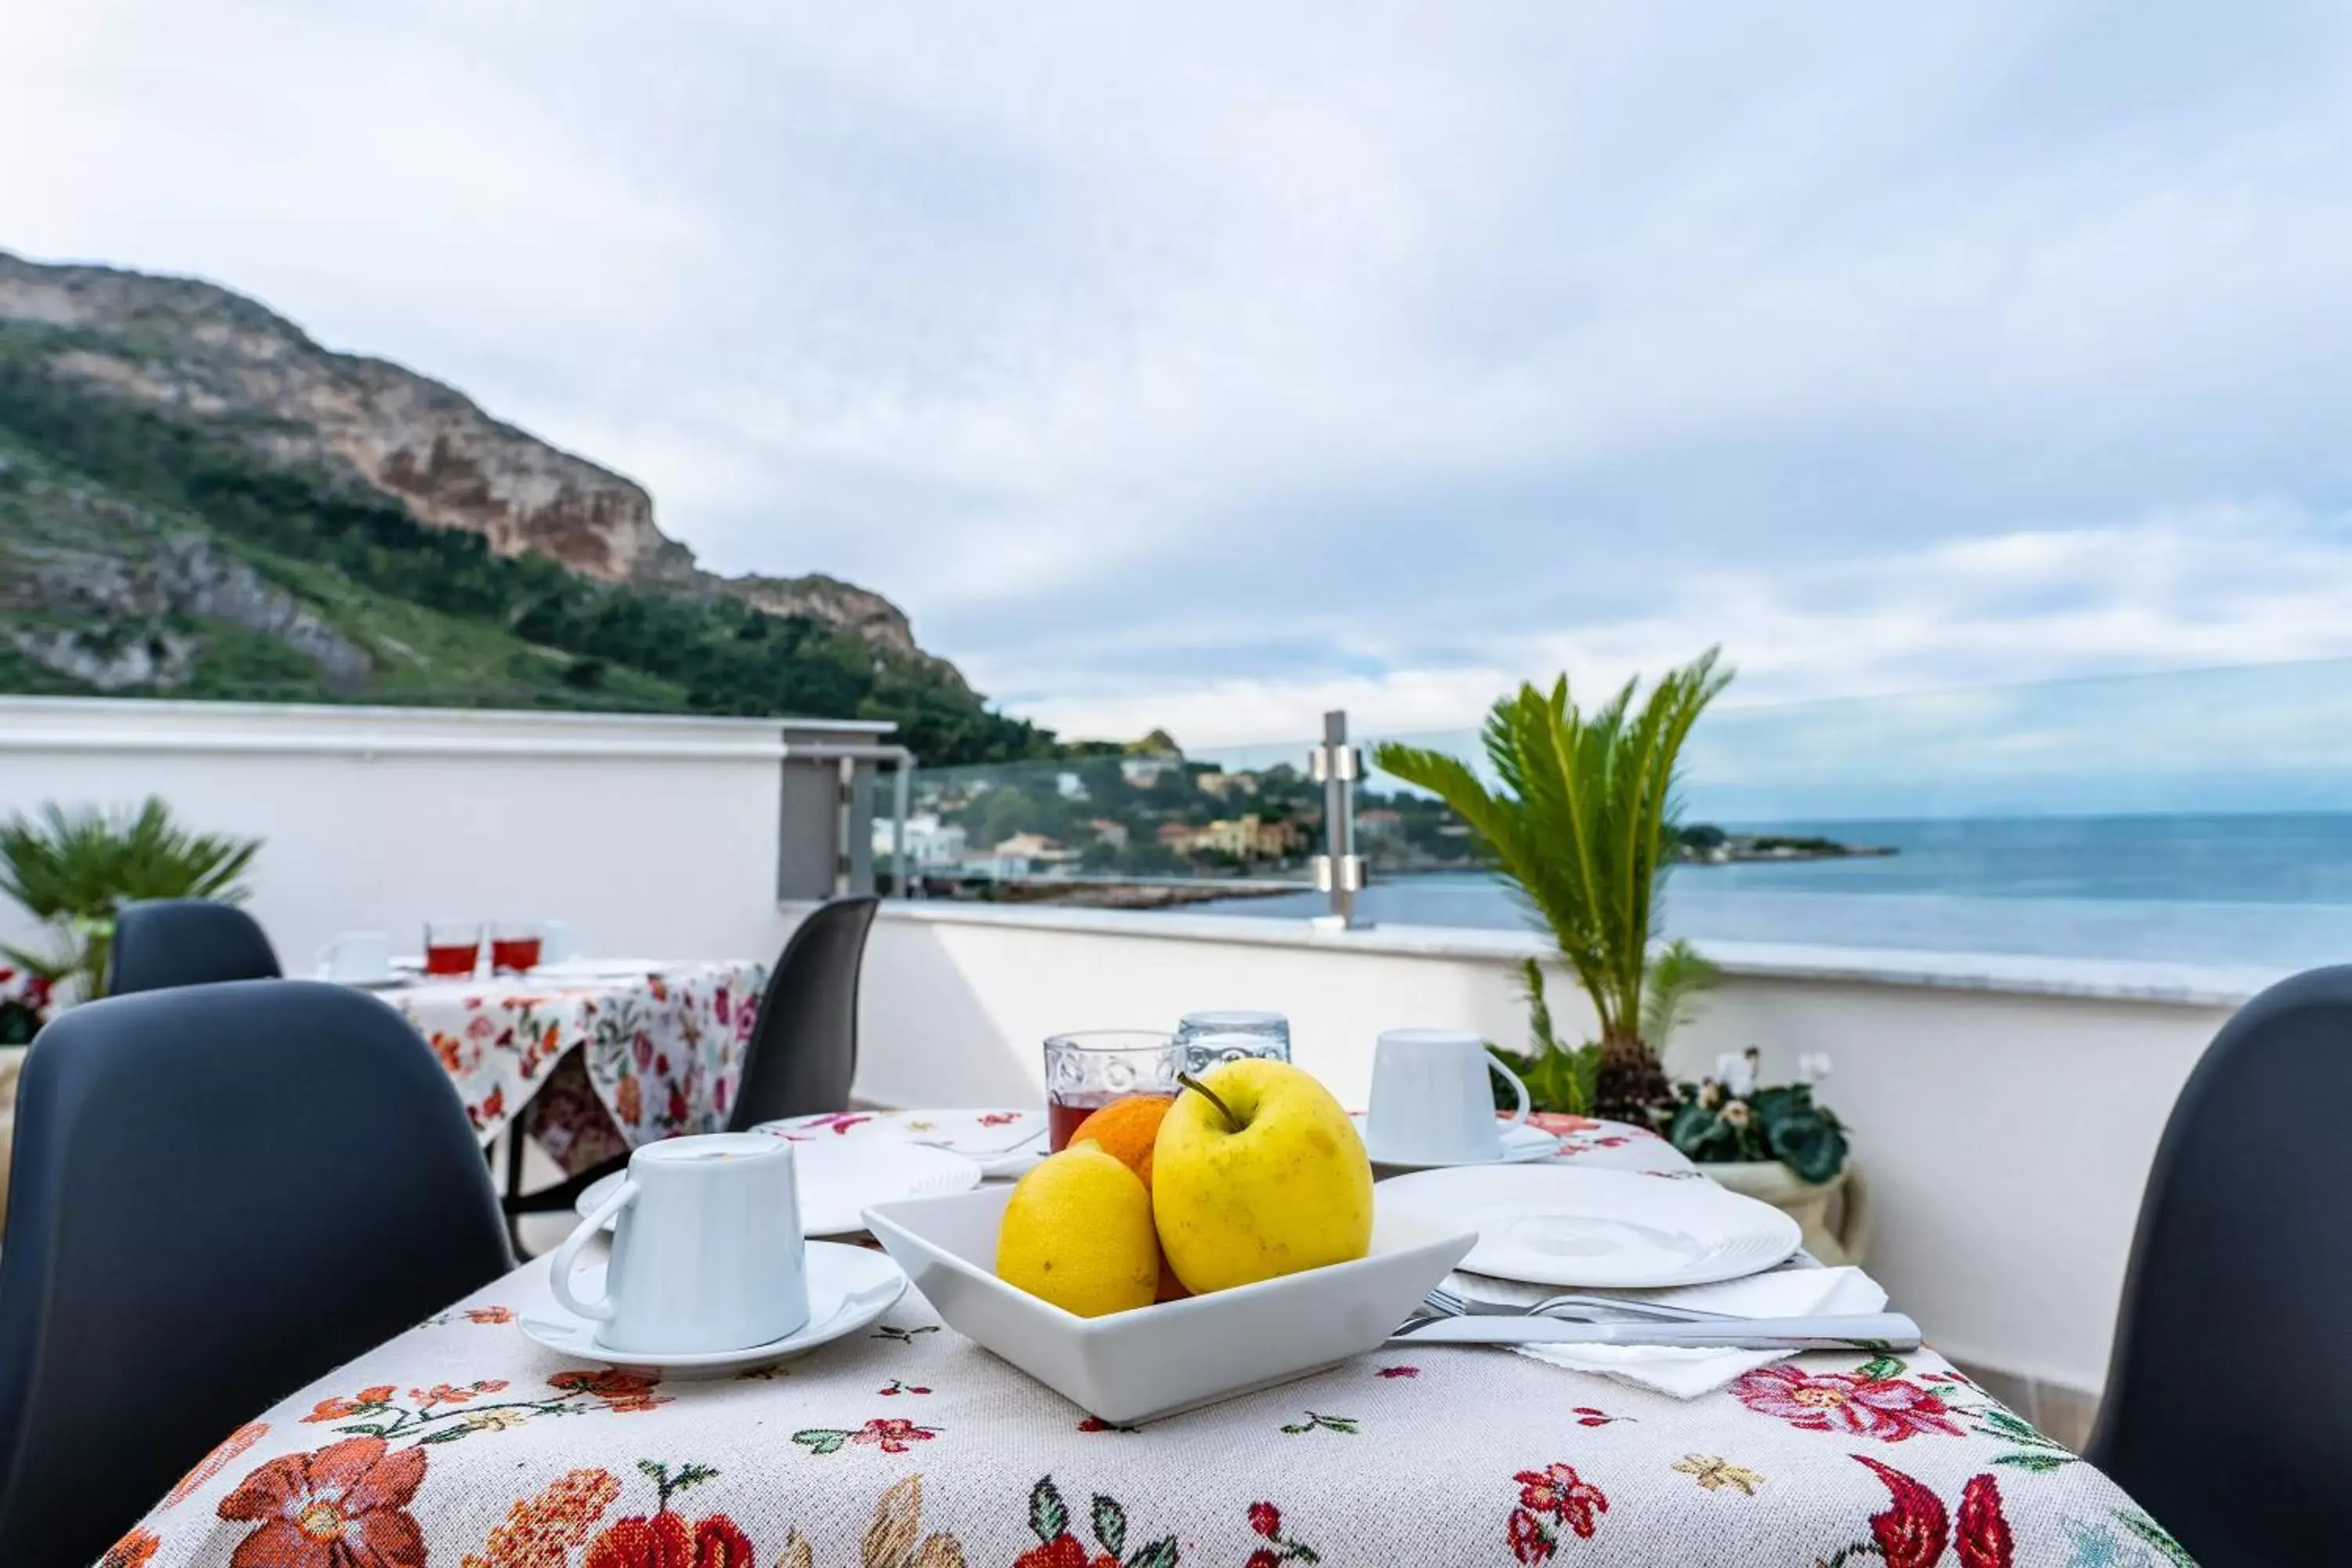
[386,961,766,1174]
[106,1116,2183,1568]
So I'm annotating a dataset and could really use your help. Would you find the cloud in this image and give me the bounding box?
[6,0,2352,748]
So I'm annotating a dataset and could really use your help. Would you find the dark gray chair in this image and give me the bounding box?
[106,898,281,995]
[0,981,513,1565]
[2085,964,2352,1564]
[727,895,882,1129]
[501,897,881,1241]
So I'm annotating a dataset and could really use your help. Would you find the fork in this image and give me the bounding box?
[1420,1283,1738,1324]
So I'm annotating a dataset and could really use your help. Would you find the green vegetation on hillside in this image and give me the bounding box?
[0,336,1058,765]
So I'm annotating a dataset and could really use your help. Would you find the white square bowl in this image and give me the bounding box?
[862,1185,1475,1425]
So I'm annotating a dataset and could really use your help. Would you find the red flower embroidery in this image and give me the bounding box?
[1956,1472,2014,1568]
[1246,1554,1280,1568]
[465,1306,515,1325]
[1733,1363,1962,1442]
[1249,1502,1281,1537]
[1854,1456,1950,1568]
[100,1526,161,1568]
[165,1420,270,1504]
[666,1083,688,1126]
[1377,1366,1421,1378]
[978,1111,1020,1127]
[583,1511,755,1568]
[412,1381,506,1406]
[1507,1507,1552,1565]
[851,1417,936,1454]
[1012,1537,1092,1568]
[1526,1112,1601,1134]
[549,1368,668,1413]
[303,1386,395,1424]
[217,1436,427,1568]
[1515,1463,1606,1538]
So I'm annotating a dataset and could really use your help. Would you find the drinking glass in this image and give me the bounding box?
[1174,1009,1292,1073]
[491,920,544,975]
[423,921,485,978]
[1043,1030,1181,1152]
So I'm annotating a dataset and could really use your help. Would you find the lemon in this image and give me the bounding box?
[995,1142,1161,1317]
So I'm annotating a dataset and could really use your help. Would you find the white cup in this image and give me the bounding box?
[1363,1027,1532,1164]
[540,920,574,964]
[317,931,392,984]
[550,1132,810,1352]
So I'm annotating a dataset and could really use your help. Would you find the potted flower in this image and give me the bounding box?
[1667,1047,1868,1265]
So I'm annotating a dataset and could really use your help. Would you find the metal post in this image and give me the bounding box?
[1308,709,1368,929]
[834,755,857,897]
[891,756,912,898]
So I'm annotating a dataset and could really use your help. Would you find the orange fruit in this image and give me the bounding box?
[1069,1094,1174,1188]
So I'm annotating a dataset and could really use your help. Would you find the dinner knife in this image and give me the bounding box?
[1388,1311,1922,1352]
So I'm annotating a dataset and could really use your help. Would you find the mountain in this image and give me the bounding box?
[0,249,1041,764]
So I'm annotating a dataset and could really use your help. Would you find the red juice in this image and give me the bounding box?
[491,936,542,974]
[423,942,478,978]
[1048,1092,1121,1152]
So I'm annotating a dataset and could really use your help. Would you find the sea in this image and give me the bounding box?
[1158,812,2352,971]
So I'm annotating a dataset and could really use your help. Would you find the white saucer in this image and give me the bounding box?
[757,1109,1050,1179]
[521,1241,906,1374]
[1378,1165,1802,1288]
[577,1138,981,1236]
[1352,1114,1564,1171]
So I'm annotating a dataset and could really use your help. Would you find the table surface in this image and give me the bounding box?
[110,1116,2178,1568]
[379,959,766,1172]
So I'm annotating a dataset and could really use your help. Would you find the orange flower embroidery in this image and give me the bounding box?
[460,1467,623,1568]
[548,1368,668,1414]
[165,1420,270,1505]
[99,1526,161,1568]
[413,1381,508,1407]
[218,1436,427,1568]
[303,1387,396,1424]
[466,1306,516,1325]
[583,1512,753,1568]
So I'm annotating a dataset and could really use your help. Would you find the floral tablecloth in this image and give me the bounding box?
[387,962,766,1174]
[107,1116,2185,1568]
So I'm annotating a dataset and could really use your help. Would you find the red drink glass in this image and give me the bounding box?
[1042,1030,1179,1152]
[491,923,543,975]
[423,922,483,978]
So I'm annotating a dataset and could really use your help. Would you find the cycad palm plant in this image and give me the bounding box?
[1374,650,1730,1116]
[0,798,263,1001]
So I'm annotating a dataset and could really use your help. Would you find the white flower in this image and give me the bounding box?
[1798,1052,1833,1083]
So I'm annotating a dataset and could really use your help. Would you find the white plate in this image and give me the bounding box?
[865,1185,1475,1425]
[1377,1165,1802,1288]
[1350,1113,1564,1171]
[576,1138,982,1236]
[757,1109,1051,1179]
[521,1240,906,1374]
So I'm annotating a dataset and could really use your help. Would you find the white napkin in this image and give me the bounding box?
[1441,1265,1889,1399]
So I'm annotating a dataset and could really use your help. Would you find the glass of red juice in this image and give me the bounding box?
[490,921,543,975]
[1043,1030,1180,1151]
[423,922,484,978]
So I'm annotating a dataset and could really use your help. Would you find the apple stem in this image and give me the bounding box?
[1177,1072,1238,1131]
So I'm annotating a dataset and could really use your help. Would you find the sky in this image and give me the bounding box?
[6,1,2352,748]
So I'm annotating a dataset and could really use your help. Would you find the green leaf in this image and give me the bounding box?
[1030,1477,1069,1543]
[1091,1496,1127,1558]
[416,1426,474,1445]
[1125,1537,1180,1568]
[791,1430,848,1456]
[1855,1355,1907,1382]
[2116,1510,2198,1568]
[1990,1451,2074,1473]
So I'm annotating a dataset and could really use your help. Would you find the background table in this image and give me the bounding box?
[109,1115,2185,1568]
[384,960,766,1174]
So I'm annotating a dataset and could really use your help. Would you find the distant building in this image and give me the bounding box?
[873,812,967,869]
[1087,818,1131,849]
[1159,815,1304,862]
[1196,770,1260,800]
[1120,756,1183,787]
[1357,808,1403,837]
[993,832,1080,866]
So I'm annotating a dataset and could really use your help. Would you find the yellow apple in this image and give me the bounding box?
[1151,1058,1374,1294]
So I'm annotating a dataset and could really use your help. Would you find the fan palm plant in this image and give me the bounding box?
[1374,650,1731,1117]
[0,798,263,1002]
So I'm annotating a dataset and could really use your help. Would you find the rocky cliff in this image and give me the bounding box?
[0,249,949,677]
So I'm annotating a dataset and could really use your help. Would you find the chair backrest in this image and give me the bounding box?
[728,896,881,1130]
[106,898,281,995]
[2085,964,2352,1563]
[0,981,512,1564]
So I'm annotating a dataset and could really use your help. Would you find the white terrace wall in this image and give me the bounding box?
[0,697,887,971]
[858,902,2260,1398]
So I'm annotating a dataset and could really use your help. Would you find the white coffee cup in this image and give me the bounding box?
[540,920,574,964]
[317,931,392,984]
[1363,1027,1532,1164]
[550,1132,810,1352]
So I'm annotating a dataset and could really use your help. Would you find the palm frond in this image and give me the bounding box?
[1641,938,1722,1050]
